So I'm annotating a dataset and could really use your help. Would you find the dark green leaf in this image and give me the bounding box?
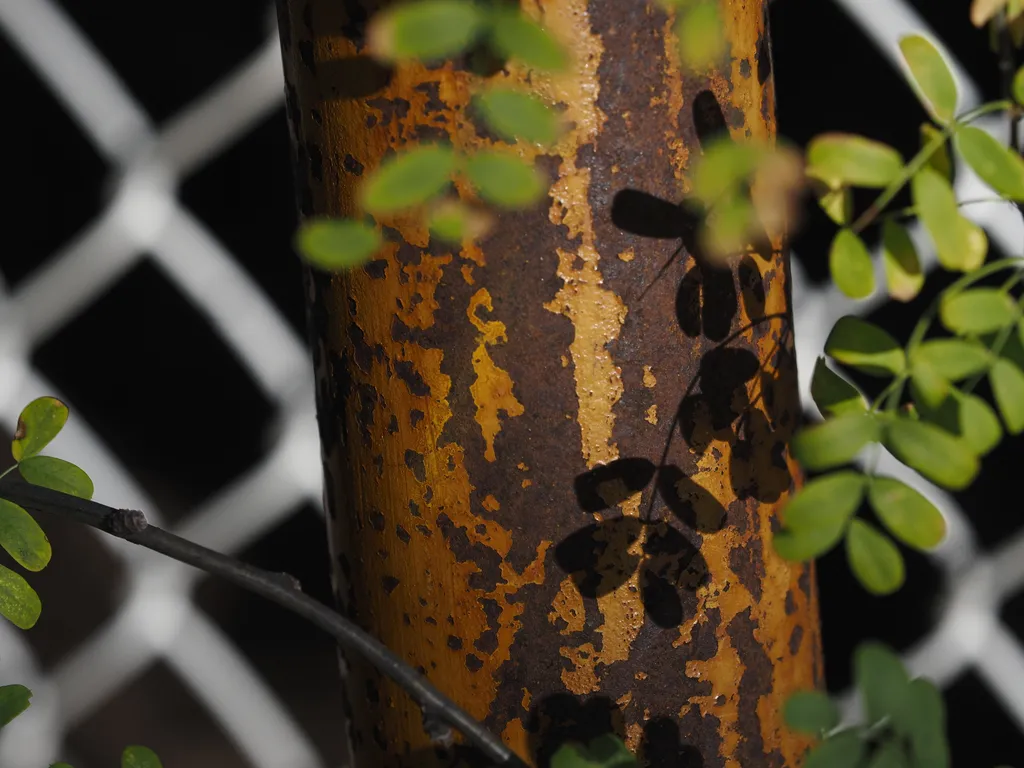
[825,316,906,377]
[0,498,50,572]
[899,34,958,124]
[791,413,881,471]
[12,397,68,463]
[369,0,483,62]
[990,357,1024,434]
[475,88,560,145]
[810,357,867,417]
[783,690,839,735]
[19,456,94,500]
[884,417,979,490]
[855,641,911,725]
[806,134,904,188]
[917,390,1002,457]
[912,167,987,272]
[550,735,636,768]
[465,151,546,208]
[1015,63,1024,104]
[295,219,382,271]
[905,678,949,768]
[676,3,727,70]
[882,220,924,302]
[847,520,905,595]
[803,730,867,768]
[868,476,945,550]
[940,288,1018,335]
[122,746,163,768]
[909,358,949,409]
[868,739,910,768]
[954,126,1024,201]
[921,123,952,182]
[830,228,875,299]
[362,145,455,214]
[912,338,991,381]
[0,684,31,727]
[51,764,75,768]
[488,8,568,72]
[0,564,41,629]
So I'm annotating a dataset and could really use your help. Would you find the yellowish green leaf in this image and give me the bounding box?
[465,151,546,208]
[0,564,41,629]
[899,34,958,124]
[806,133,904,188]
[488,8,568,73]
[830,228,875,299]
[19,456,94,500]
[368,0,483,62]
[295,219,381,271]
[810,357,868,417]
[676,2,727,70]
[884,417,979,490]
[361,145,455,214]
[940,288,1018,335]
[825,316,906,377]
[791,413,882,471]
[0,499,50,572]
[921,123,953,181]
[12,397,68,463]
[475,88,560,145]
[882,220,924,302]
[912,167,988,272]
[868,476,946,550]
[990,357,1024,434]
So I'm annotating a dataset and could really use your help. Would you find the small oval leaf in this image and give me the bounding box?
[806,133,904,188]
[475,88,560,145]
[488,8,568,73]
[803,730,866,768]
[855,641,911,725]
[783,690,839,736]
[0,499,50,572]
[12,397,68,463]
[868,476,946,550]
[940,288,1018,335]
[122,746,164,768]
[847,519,906,595]
[906,678,950,768]
[295,218,382,271]
[19,456,94,500]
[882,220,924,302]
[0,564,41,629]
[912,338,992,381]
[811,357,868,417]
[362,145,455,214]
[676,2,727,70]
[791,413,882,471]
[830,228,875,299]
[912,167,988,272]
[368,0,483,62]
[884,417,979,490]
[917,390,1002,457]
[990,357,1024,434]
[825,316,906,377]
[0,684,32,727]
[955,126,1024,201]
[427,201,492,244]
[909,358,950,409]
[773,526,845,563]
[783,471,865,532]
[899,34,958,124]
[465,151,546,208]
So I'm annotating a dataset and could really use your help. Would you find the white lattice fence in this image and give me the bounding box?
[0,0,1021,766]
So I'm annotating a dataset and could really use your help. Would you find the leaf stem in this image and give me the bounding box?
[0,480,528,768]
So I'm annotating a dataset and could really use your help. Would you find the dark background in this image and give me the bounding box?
[1,0,1023,765]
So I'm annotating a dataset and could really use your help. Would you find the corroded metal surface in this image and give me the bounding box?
[275,0,822,765]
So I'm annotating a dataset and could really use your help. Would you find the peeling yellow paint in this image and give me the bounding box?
[618,247,635,262]
[550,576,586,634]
[643,365,657,388]
[645,404,658,425]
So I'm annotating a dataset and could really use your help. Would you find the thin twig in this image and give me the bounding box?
[1,479,527,768]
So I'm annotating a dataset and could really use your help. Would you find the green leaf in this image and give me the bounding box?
[811,357,868,417]
[912,167,988,272]
[921,123,952,182]
[884,417,979,490]
[909,357,949,409]
[867,739,910,768]
[868,476,946,550]
[475,88,559,145]
[829,228,875,299]
[847,519,905,595]
[0,498,50,572]
[122,746,163,768]
[855,641,911,725]
[702,192,754,256]
[990,357,1024,434]
[791,413,881,471]
[690,140,763,205]
[803,730,867,768]
[676,2,727,70]
[954,126,1024,201]
[899,34,958,124]
[882,220,924,302]
[50,764,75,768]
[19,456,94,500]
[368,0,484,62]
[0,564,41,629]
[806,134,904,188]
[817,185,852,226]
[912,338,991,381]
[12,397,68,463]
[551,734,636,768]
[917,390,1002,457]
[1015,64,1024,105]
[825,316,906,377]
[783,690,839,736]
[773,526,845,563]
[487,8,568,73]
[465,151,546,208]
[427,201,490,243]
[783,471,865,531]
[362,145,455,214]
[940,288,1018,335]
[0,684,32,727]
[295,219,382,271]
[905,678,949,768]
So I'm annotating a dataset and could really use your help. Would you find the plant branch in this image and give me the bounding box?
[0,479,527,768]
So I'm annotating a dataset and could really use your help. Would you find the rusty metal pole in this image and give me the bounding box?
[276,1,822,765]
